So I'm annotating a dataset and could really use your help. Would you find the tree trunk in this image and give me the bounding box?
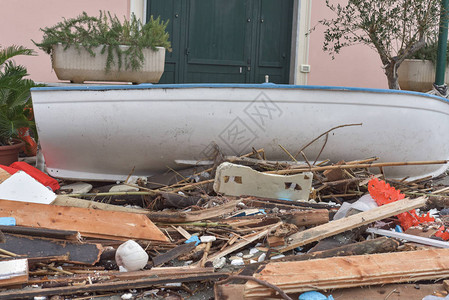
[385,61,400,89]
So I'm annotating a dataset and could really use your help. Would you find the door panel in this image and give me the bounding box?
[254,0,292,83]
[146,0,184,83]
[147,0,292,84]
[185,0,251,83]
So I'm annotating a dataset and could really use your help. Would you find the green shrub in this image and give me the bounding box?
[0,45,42,146]
[409,38,449,65]
[34,11,171,72]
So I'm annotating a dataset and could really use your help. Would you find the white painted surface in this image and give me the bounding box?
[0,259,28,281]
[0,171,56,204]
[214,162,313,201]
[31,85,449,181]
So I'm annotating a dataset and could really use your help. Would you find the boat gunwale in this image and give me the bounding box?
[30,83,449,104]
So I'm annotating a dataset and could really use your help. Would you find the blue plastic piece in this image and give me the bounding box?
[395,225,403,233]
[0,217,16,226]
[184,235,200,246]
[299,291,334,300]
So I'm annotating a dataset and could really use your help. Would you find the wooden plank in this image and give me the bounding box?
[151,242,196,267]
[0,199,168,242]
[1,234,102,265]
[0,225,79,240]
[330,283,447,300]
[0,272,227,299]
[52,195,149,214]
[238,248,449,298]
[279,209,329,227]
[279,196,427,252]
[0,168,11,183]
[148,200,239,223]
[205,223,282,263]
[0,259,28,287]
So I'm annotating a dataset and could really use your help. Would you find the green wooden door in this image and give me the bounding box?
[147,0,293,84]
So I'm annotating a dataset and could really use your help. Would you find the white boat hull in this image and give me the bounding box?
[30,84,449,181]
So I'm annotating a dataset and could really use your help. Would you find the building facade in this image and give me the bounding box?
[1,0,387,88]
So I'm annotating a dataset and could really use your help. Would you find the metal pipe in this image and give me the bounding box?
[435,0,449,86]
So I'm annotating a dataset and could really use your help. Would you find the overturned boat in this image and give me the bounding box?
[30,83,449,181]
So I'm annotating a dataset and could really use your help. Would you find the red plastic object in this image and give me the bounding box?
[368,177,434,231]
[9,161,60,191]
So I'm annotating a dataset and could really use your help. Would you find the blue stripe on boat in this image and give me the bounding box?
[31,83,449,103]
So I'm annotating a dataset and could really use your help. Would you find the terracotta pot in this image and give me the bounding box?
[0,139,25,166]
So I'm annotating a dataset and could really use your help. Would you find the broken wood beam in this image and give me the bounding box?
[0,272,227,299]
[52,195,150,214]
[147,200,239,223]
[0,225,79,240]
[0,199,168,242]
[269,160,448,175]
[279,196,427,252]
[205,223,281,264]
[278,209,329,227]
[219,248,449,298]
[1,233,102,265]
[265,237,398,265]
[151,242,196,267]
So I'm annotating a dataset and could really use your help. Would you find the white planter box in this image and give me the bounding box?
[398,59,449,92]
[51,44,165,84]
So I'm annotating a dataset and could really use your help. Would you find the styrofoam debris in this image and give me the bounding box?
[230,258,245,266]
[59,182,92,194]
[121,293,133,300]
[270,254,285,260]
[213,257,226,269]
[249,248,259,255]
[109,185,139,193]
[165,282,182,287]
[258,253,266,262]
[200,235,216,243]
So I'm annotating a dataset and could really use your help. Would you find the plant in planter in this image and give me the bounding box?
[315,0,440,89]
[0,45,42,165]
[33,11,171,83]
[398,38,449,92]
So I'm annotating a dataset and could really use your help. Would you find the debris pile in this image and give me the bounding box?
[1,149,449,299]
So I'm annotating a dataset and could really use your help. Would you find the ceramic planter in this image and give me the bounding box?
[0,139,25,166]
[398,59,449,92]
[51,44,165,84]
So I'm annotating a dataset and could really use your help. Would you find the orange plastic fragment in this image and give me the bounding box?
[435,226,449,241]
[368,177,434,231]
[17,127,37,156]
[368,177,404,205]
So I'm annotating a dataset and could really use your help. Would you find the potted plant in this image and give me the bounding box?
[33,11,171,84]
[398,40,449,92]
[0,45,41,165]
[315,0,440,90]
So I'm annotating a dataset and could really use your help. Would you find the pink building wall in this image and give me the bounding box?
[0,0,129,83]
[307,1,388,89]
[1,0,388,88]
